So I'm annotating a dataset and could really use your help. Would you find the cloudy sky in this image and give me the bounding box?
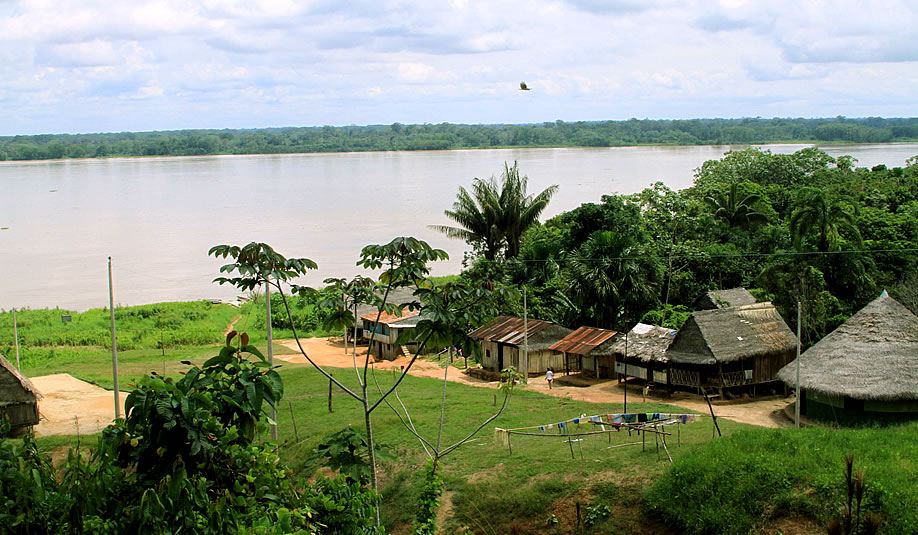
[2,0,916,136]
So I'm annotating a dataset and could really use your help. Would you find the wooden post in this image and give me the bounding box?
[108,257,120,420]
[13,309,20,371]
[289,401,300,442]
[328,374,334,412]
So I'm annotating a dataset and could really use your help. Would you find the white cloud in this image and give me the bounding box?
[0,0,917,135]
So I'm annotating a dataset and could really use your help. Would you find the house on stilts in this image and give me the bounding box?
[470,315,572,376]
[665,302,797,397]
[612,323,678,386]
[777,292,918,424]
[0,353,41,435]
[362,308,423,360]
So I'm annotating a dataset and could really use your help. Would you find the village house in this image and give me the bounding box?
[361,308,422,360]
[550,326,618,378]
[777,292,918,424]
[693,287,757,310]
[0,353,41,435]
[612,323,678,386]
[470,315,572,376]
[665,302,797,398]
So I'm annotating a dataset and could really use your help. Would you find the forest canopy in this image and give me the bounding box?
[2,116,917,161]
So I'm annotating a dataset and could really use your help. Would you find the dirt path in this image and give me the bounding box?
[30,374,128,437]
[274,337,793,428]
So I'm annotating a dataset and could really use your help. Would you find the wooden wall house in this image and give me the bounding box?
[665,302,797,397]
[778,292,918,424]
[0,353,41,435]
[550,326,618,378]
[612,323,678,386]
[361,308,422,361]
[470,316,572,375]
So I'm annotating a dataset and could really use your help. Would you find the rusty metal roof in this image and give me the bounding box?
[468,315,556,345]
[360,307,420,324]
[550,326,618,355]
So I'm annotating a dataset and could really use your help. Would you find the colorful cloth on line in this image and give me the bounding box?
[499,413,699,437]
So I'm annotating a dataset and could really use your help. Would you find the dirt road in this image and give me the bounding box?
[26,337,792,436]
[274,337,793,428]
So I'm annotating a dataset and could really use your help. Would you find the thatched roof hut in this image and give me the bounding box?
[694,288,757,311]
[667,302,796,366]
[666,302,797,394]
[777,293,918,423]
[610,323,678,363]
[0,353,41,432]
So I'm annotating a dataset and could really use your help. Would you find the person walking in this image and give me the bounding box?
[546,367,554,389]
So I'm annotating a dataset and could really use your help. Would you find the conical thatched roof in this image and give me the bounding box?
[694,288,757,310]
[0,353,42,406]
[609,323,678,362]
[666,302,797,365]
[777,293,918,401]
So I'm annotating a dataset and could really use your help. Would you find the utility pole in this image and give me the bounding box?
[265,281,278,441]
[623,332,628,414]
[522,286,528,384]
[108,257,121,420]
[795,301,802,428]
[13,309,20,371]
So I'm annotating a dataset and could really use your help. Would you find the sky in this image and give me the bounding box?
[1,0,917,136]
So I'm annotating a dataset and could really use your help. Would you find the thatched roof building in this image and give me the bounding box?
[611,323,678,364]
[694,288,757,311]
[471,316,572,374]
[0,353,41,433]
[666,302,797,395]
[778,292,918,423]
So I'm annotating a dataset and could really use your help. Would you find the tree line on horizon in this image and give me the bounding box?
[2,116,918,161]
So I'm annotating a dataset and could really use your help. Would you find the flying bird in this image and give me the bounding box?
[519,81,531,91]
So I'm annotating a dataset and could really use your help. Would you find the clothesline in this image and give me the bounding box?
[499,412,699,434]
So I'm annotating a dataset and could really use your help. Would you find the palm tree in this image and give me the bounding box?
[789,187,862,252]
[563,230,662,329]
[498,162,559,258]
[704,182,769,229]
[429,176,503,260]
[430,162,558,260]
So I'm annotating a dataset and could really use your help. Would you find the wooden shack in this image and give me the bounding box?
[0,353,41,434]
[665,302,797,397]
[612,323,678,385]
[550,326,618,378]
[361,308,422,360]
[778,292,918,424]
[470,316,572,375]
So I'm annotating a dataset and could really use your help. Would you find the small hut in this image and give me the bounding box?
[693,287,757,311]
[0,353,41,434]
[777,292,918,424]
[350,287,418,341]
[362,308,422,360]
[470,316,572,375]
[612,323,678,385]
[550,326,618,378]
[665,302,797,397]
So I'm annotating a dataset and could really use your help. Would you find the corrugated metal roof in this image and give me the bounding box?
[361,308,420,324]
[550,326,618,355]
[468,315,556,346]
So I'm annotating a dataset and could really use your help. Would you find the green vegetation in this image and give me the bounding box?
[3,116,918,161]
[646,424,918,534]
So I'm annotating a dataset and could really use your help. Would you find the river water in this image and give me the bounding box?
[2,143,916,311]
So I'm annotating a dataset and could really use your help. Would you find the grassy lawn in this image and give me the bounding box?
[9,300,915,533]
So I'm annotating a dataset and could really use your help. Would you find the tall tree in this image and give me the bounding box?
[704,182,769,229]
[563,230,662,329]
[430,161,558,260]
[789,187,863,252]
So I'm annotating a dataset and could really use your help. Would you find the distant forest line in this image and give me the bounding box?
[2,116,917,162]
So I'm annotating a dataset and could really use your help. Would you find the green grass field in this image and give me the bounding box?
[7,300,917,533]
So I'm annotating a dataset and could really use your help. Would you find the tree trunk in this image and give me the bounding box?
[363,395,381,526]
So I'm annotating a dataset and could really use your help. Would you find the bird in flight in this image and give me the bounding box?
[519,81,531,91]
